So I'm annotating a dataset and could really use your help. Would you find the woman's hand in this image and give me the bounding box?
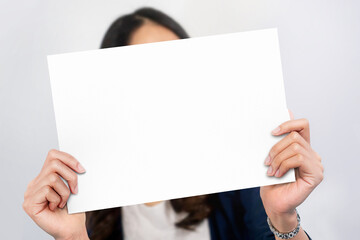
[260,112,324,234]
[23,149,89,240]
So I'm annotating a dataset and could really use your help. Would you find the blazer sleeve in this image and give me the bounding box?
[233,187,275,239]
[234,187,312,240]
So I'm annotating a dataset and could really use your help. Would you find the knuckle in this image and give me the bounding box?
[292,142,301,152]
[49,173,58,185]
[43,185,51,195]
[49,159,60,170]
[48,149,58,158]
[297,153,304,162]
[290,131,299,141]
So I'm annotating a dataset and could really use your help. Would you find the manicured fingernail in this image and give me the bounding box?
[275,169,280,177]
[74,185,78,194]
[271,126,281,134]
[265,156,271,165]
[77,163,86,173]
[267,166,273,175]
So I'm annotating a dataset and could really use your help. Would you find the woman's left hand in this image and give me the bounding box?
[260,112,324,232]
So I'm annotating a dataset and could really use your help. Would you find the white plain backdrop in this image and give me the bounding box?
[0,0,359,239]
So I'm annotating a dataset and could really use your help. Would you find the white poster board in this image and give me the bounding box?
[48,28,295,214]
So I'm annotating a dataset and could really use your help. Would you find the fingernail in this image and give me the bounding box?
[264,155,271,165]
[267,166,273,175]
[74,185,78,194]
[77,163,86,173]
[271,126,281,135]
[275,169,280,177]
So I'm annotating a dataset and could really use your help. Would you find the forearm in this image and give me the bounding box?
[267,210,309,240]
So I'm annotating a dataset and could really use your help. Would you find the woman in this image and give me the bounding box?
[23,7,323,240]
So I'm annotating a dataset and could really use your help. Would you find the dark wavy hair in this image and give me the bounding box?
[100,7,189,48]
[86,7,213,240]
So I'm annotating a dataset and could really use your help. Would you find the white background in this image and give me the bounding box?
[0,0,359,239]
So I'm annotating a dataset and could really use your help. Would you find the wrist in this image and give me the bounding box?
[56,227,89,240]
[266,209,298,233]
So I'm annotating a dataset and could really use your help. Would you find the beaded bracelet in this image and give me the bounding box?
[267,209,301,239]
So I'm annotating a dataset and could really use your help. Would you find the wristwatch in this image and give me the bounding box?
[267,209,301,239]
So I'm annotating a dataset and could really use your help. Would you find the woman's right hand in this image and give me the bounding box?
[23,149,89,240]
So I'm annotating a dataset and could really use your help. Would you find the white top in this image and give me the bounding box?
[122,200,211,240]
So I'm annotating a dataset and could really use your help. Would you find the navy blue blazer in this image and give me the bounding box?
[93,187,311,239]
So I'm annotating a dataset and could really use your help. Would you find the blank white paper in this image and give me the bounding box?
[48,28,295,214]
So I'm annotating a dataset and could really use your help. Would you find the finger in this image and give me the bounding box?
[34,186,61,212]
[267,142,307,176]
[42,159,78,194]
[41,173,72,208]
[274,154,304,178]
[45,149,86,173]
[288,109,294,120]
[265,131,309,165]
[271,118,310,143]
